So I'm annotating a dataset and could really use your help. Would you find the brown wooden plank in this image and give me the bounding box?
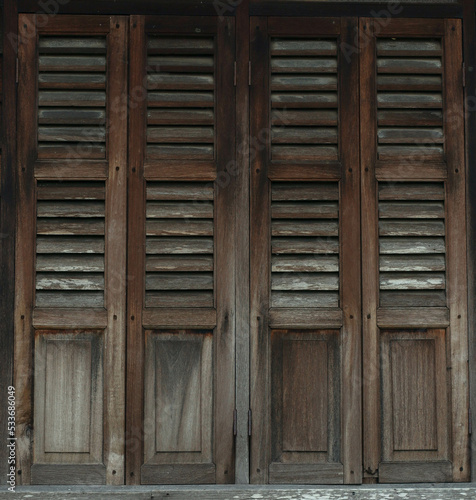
[271,201,338,219]
[272,237,339,255]
[34,161,108,179]
[268,463,343,485]
[126,15,146,486]
[271,291,339,309]
[33,308,108,329]
[379,201,445,218]
[141,464,216,485]
[103,16,128,485]
[272,255,339,272]
[377,307,450,328]
[379,461,452,483]
[147,182,214,200]
[146,255,213,272]
[269,308,342,329]
[145,291,214,308]
[380,290,447,308]
[268,162,341,181]
[30,464,106,485]
[142,308,216,329]
[144,161,217,181]
[443,18,470,481]
[379,182,445,200]
[375,162,447,181]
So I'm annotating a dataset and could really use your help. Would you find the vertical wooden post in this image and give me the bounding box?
[0,0,17,485]
[235,0,250,485]
[463,0,476,482]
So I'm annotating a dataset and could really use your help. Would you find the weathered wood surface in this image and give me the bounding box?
[4,486,476,499]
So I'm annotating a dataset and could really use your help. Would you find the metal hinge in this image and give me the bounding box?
[463,62,466,87]
[233,409,237,436]
[16,58,19,84]
[248,409,252,436]
[469,407,472,435]
[233,61,237,87]
[248,61,251,86]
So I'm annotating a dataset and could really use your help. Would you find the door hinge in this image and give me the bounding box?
[248,409,252,436]
[248,61,251,86]
[16,58,19,84]
[233,409,237,436]
[233,61,237,87]
[463,62,466,87]
[469,407,472,435]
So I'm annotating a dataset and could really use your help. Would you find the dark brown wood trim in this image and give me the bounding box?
[0,0,17,486]
[17,0,235,16]
[250,1,462,18]
[234,0,250,484]
[463,0,476,482]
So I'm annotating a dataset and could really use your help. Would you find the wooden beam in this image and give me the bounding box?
[234,0,250,485]
[463,0,476,483]
[0,0,17,486]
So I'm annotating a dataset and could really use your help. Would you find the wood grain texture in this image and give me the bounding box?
[379,461,452,484]
[0,0,17,485]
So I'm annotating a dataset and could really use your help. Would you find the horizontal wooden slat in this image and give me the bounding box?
[148,91,214,107]
[272,220,338,237]
[379,201,444,218]
[146,255,213,272]
[271,75,337,91]
[37,236,105,254]
[379,461,452,483]
[141,464,216,485]
[36,255,104,272]
[270,39,337,56]
[144,162,217,181]
[146,237,213,254]
[35,291,104,308]
[30,464,106,485]
[272,127,338,144]
[378,128,443,144]
[147,182,214,200]
[379,220,445,236]
[272,273,339,291]
[38,126,106,143]
[377,75,441,91]
[148,74,214,90]
[375,163,447,181]
[380,290,446,308]
[36,273,104,290]
[272,92,338,108]
[142,308,216,328]
[268,463,344,485]
[32,308,107,328]
[35,161,108,179]
[377,307,449,328]
[380,255,445,272]
[39,91,106,107]
[37,182,105,200]
[376,39,441,57]
[377,58,442,74]
[39,73,106,89]
[271,291,339,308]
[146,201,213,219]
[378,110,442,127]
[148,37,214,55]
[272,182,339,201]
[378,145,444,161]
[379,182,444,200]
[377,93,442,108]
[38,145,106,160]
[269,308,342,328]
[37,219,105,235]
[148,55,214,72]
[380,272,445,290]
[147,145,214,160]
[147,126,214,143]
[146,273,213,290]
[148,109,214,125]
[145,291,214,308]
[272,237,339,255]
[39,55,106,72]
[272,146,339,161]
[146,220,213,236]
[271,58,338,73]
[39,37,107,54]
[272,109,338,127]
[380,237,446,254]
[269,162,341,181]
[37,201,105,218]
[272,255,338,272]
[271,201,338,219]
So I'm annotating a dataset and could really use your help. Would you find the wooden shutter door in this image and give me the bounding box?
[360,18,469,483]
[126,16,236,484]
[15,15,128,484]
[250,17,361,484]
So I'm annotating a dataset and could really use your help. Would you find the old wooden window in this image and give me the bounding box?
[13,13,469,486]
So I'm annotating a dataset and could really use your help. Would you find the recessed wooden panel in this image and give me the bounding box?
[143,331,213,467]
[34,331,103,465]
[381,329,449,463]
[270,330,341,481]
[282,339,328,452]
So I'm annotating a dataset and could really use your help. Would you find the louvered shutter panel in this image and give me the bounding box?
[250,18,361,484]
[15,15,127,485]
[127,16,235,484]
[361,18,469,483]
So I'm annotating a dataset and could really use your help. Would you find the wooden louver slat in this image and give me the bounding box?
[378,181,446,308]
[146,35,215,160]
[376,38,444,162]
[271,182,340,309]
[270,38,339,162]
[35,181,106,308]
[37,36,107,160]
[145,182,214,308]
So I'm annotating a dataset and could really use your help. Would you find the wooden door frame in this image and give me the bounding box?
[2,0,476,486]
